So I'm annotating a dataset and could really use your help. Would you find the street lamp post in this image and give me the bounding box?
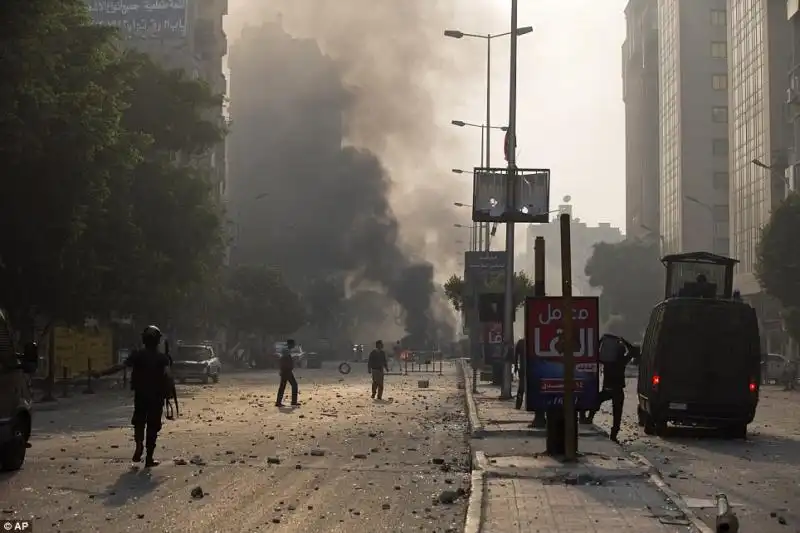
[685,195,716,253]
[454,222,476,251]
[500,0,521,400]
[445,25,532,254]
[453,202,477,250]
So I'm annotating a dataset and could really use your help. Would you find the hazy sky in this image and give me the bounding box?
[225,0,629,234]
[461,0,629,230]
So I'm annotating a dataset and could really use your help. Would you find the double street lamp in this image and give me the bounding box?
[445,26,532,255]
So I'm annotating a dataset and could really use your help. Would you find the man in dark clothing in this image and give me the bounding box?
[586,335,640,442]
[367,340,389,400]
[99,325,172,466]
[276,339,299,407]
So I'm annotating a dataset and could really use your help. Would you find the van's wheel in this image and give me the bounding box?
[637,407,646,427]
[724,424,747,440]
[0,418,29,472]
[643,414,666,436]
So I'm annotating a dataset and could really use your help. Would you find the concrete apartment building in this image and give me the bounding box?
[85,0,229,199]
[524,203,624,297]
[623,0,661,241]
[789,1,800,191]
[657,0,730,255]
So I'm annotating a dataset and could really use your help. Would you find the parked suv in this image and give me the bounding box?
[0,309,38,471]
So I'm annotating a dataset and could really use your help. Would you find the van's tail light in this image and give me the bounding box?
[652,375,660,389]
[749,381,757,393]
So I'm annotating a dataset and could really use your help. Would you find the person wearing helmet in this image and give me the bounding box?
[98,325,172,466]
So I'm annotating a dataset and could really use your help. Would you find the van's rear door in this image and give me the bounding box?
[659,303,755,406]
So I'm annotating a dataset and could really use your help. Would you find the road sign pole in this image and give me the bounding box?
[531,237,546,425]
[559,214,577,461]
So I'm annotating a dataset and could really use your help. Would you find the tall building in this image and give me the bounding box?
[658,0,730,255]
[727,0,792,351]
[85,0,229,198]
[788,2,800,192]
[623,0,661,240]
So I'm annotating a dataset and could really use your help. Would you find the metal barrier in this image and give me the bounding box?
[402,351,444,375]
[715,493,739,533]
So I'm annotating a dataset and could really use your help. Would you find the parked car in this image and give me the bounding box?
[761,353,799,384]
[172,343,221,384]
[0,309,38,471]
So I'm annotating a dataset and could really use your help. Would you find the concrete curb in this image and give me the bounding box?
[464,465,486,533]
[630,451,715,533]
[590,423,713,533]
[460,360,485,438]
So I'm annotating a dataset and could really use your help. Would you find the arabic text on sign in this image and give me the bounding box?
[533,327,595,359]
[536,303,591,325]
[88,0,187,14]
[540,379,587,392]
[96,18,186,35]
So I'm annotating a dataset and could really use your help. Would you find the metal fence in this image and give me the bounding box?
[400,351,445,375]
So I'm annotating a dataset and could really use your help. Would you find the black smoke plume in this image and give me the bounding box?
[227,2,498,346]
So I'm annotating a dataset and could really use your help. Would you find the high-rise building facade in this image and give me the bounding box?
[658,0,730,254]
[728,0,791,298]
[623,0,661,240]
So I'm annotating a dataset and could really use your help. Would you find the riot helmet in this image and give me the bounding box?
[141,325,162,348]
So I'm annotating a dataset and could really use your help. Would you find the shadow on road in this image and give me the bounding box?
[103,467,161,507]
[660,425,800,465]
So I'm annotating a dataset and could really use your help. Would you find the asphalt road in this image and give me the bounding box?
[594,378,800,533]
[1,362,470,533]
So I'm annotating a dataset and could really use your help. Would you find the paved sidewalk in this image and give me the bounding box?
[466,373,697,532]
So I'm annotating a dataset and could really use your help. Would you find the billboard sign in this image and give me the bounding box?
[472,168,551,223]
[464,251,507,366]
[524,296,600,410]
[87,0,188,39]
[482,321,504,364]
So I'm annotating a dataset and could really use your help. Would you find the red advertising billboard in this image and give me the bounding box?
[524,297,600,410]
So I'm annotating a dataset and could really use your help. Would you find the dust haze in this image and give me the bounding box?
[226,1,501,345]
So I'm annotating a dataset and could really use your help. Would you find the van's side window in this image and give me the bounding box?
[0,316,15,365]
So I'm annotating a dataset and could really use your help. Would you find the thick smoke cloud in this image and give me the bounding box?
[227,1,498,345]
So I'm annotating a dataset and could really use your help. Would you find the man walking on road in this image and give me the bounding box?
[368,340,389,400]
[276,339,299,407]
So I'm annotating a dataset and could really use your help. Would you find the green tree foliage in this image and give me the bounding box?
[225,265,306,336]
[584,239,663,339]
[0,0,140,324]
[756,192,800,340]
[0,1,227,330]
[443,272,536,313]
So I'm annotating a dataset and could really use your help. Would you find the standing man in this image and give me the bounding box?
[586,334,639,442]
[276,339,299,407]
[368,340,389,400]
[98,325,172,466]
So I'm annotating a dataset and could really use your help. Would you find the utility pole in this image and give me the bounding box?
[484,35,492,252]
[559,214,577,461]
[500,0,519,400]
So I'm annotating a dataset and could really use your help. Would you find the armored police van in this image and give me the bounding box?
[636,252,761,439]
[0,309,38,470]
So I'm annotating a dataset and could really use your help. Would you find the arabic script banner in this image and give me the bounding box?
[524,296,600,411]
[87,0,188,39]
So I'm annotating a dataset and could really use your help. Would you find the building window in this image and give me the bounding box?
[711,41,727,58]
[712,74,728,90]
[712,106,728,123]
[713,139,729,155]
[711,10,726,26]
[713,172,729,190]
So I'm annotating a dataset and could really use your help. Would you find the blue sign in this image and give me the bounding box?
[87,1,187,39]
[525,296,600,411]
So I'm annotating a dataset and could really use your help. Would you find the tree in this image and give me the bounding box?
[225,265,306,337]
[443,271,536,313]
[584,239,663,339]
[756,192,800,341]
[0,0,141,329]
